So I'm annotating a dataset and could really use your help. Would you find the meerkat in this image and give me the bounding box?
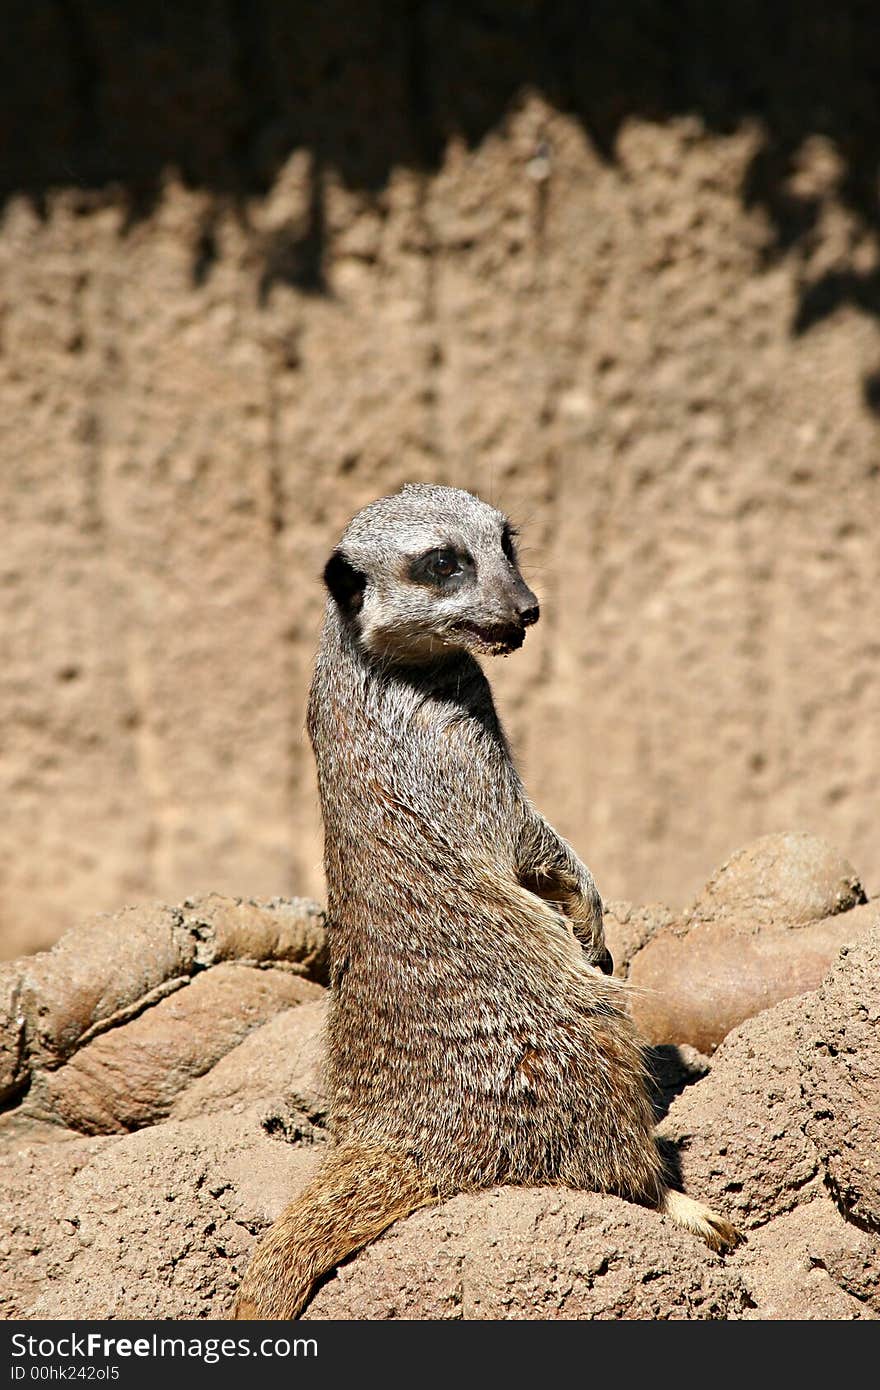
[233,483,740,1319]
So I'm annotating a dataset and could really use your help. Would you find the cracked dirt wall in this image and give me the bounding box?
[2,3,879,956]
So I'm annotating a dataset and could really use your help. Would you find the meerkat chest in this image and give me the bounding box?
[318,719,517,896]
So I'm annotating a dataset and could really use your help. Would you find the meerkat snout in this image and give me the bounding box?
[322,483,539,662]
[519,597,540,626]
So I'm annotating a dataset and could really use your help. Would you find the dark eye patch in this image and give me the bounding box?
[501,525,519,564]
[408,547,473,589]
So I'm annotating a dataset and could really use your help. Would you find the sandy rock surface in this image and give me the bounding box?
[4,9,880,964]
[689,832,867,926]
[628,833,876,1051]
[2,874,879,1321]
[601,899,673,978]
[801,937,880,1233]
[0,894,327,1113]
[1,894,330,1321]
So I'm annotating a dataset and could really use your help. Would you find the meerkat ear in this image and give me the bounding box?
[323,549,368,615]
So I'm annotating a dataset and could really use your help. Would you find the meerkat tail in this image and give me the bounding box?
[659,1188,743,1253]
[233,1142,436,1320]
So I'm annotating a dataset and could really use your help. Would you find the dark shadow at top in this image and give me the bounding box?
[2,0,880,335]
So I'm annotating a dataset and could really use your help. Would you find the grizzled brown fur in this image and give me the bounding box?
[234,484,738,1319]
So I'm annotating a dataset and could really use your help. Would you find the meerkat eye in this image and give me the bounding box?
[431,549,459,578]
[501,525,519,564]
[408,547,469,586]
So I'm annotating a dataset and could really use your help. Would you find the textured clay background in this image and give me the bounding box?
[1,2,879,957]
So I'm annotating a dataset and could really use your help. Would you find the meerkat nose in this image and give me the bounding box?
[520,602,540,627]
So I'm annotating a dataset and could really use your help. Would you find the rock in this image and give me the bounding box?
[170,998,328,1122]
[602,900,672,978]
[0,1130,109,1321]
[0,964,26,1102]
[180,896,329,982]
[658,995,821,1231]
[662,923,880,1239]
[689,833,867,926]
[733,1199,879,1319]
[629,834,875,1051]
[0,901,334,1317]
[630,901,877,1053]
[800,932,880,1231]
[304,1186,750,1320]
[20,1109,325,1320]
[20,902,200,1073]
[0,895,326,1115]
[4,892,880,1321]
[30,965,323,1135]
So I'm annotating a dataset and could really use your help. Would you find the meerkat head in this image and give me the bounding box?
[322,483,540,664]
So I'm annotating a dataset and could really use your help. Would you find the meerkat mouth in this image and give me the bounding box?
[456,620,526,655]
